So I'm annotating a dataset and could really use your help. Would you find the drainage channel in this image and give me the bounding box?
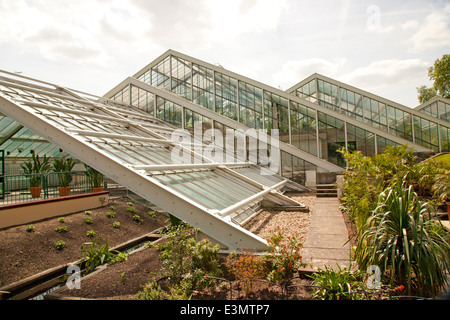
[0,229,164,301]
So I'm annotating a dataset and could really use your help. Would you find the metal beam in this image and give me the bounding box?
[0,95,269,251]
[220,179,288,217]
[65,128,175,145]
[133,162,249,171]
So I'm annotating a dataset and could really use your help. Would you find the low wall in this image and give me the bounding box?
[0,192,109,229]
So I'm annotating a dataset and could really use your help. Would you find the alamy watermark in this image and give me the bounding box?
[170,123,280,175]
[366,4,381,31]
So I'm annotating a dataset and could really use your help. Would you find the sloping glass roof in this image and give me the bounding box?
[0,69,307,251]
[104,50,433,178]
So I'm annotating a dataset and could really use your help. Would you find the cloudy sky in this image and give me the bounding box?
[0,0,449,108]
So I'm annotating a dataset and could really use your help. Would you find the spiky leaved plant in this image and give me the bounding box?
[354,180,450,297]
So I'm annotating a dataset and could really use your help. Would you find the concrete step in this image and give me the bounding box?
[315,184,337,197]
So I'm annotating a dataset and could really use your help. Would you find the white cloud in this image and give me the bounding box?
[401,19,419,31]
[340,59,429,89]
[273,57,347,88]
[407,4,450,52]
[207,0,289,40]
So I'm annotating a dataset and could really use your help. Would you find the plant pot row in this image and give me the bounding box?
[29,186,105,199]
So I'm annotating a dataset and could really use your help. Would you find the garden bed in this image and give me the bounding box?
[0,194,315,300]
[0,196,168,289]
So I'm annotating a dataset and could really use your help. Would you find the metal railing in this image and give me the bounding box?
[0,171,97,206]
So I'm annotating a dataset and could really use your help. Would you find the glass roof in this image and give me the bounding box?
[0,70,306,250]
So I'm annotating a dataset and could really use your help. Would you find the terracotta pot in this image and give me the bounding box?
[29,187,42,198]
[92,187,104,193]
[58,186,71,197]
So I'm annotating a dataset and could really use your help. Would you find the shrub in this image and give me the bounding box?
[155,233,222,296]
[265,228,306,283]
[80,237,128,274]
[310,265,366,300]
[355,182,450,297]
[225,251,266,294]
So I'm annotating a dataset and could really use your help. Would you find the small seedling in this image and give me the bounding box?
[58,217,65,223]
[86,230,96,238]
[133,215,142,222]
[109,206,116,211]
[127,207,135,213]
[85,211,92,216]
[106,211,116,218]
[26,225,35,233]
[127,202,134,206]
[84,217,94,225]
[55,226,68,233]
[55,240,65,250]
[148,211,156,218]
[113,221,120,229]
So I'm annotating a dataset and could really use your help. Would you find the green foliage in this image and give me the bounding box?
[310,265,366,300]
[80,237,128,274]
[417,54,450,102]
[432,170,450,204]
[355,183,450,297]
[148,211,156,218]
[55,240,65,250]
[417,85,436,104]
[225,251,266,294]
[109,206,116,211]
[340,145,448,230]
[132,215,142,222]
[26,225,35,233]
[265,228,306,283]
[428,54,450,99]
[55,226,68,233]
[84,164,104,188]
[84,217,93,225]
[106,211,116,219]
[53,158,75,187]
[86,230,96,238]
[84,211,92,216]
[21,153,51,187]
[58,217,65,223]
[126,207,135,213]
[154,232,223,298]
[113,221,120,229]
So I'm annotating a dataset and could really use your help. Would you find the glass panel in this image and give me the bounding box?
[346,123,376,156]
[318,112,346,167]
[413,116,439,151]
[440,126,450,152]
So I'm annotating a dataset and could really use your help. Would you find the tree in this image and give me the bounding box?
[417,54,450,104]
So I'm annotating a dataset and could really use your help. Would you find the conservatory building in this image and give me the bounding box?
[0,49,449,250]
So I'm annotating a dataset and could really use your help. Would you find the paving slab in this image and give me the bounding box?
[300,197,352,271]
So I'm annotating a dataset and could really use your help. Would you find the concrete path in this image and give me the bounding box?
[301,197,352,271]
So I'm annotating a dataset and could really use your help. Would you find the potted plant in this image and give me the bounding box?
[53,158,75,196]
[21,153,51,198]
[432,170,450,221]
[84,164,104,192]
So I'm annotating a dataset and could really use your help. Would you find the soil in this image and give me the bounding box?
[0,193,317,300]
